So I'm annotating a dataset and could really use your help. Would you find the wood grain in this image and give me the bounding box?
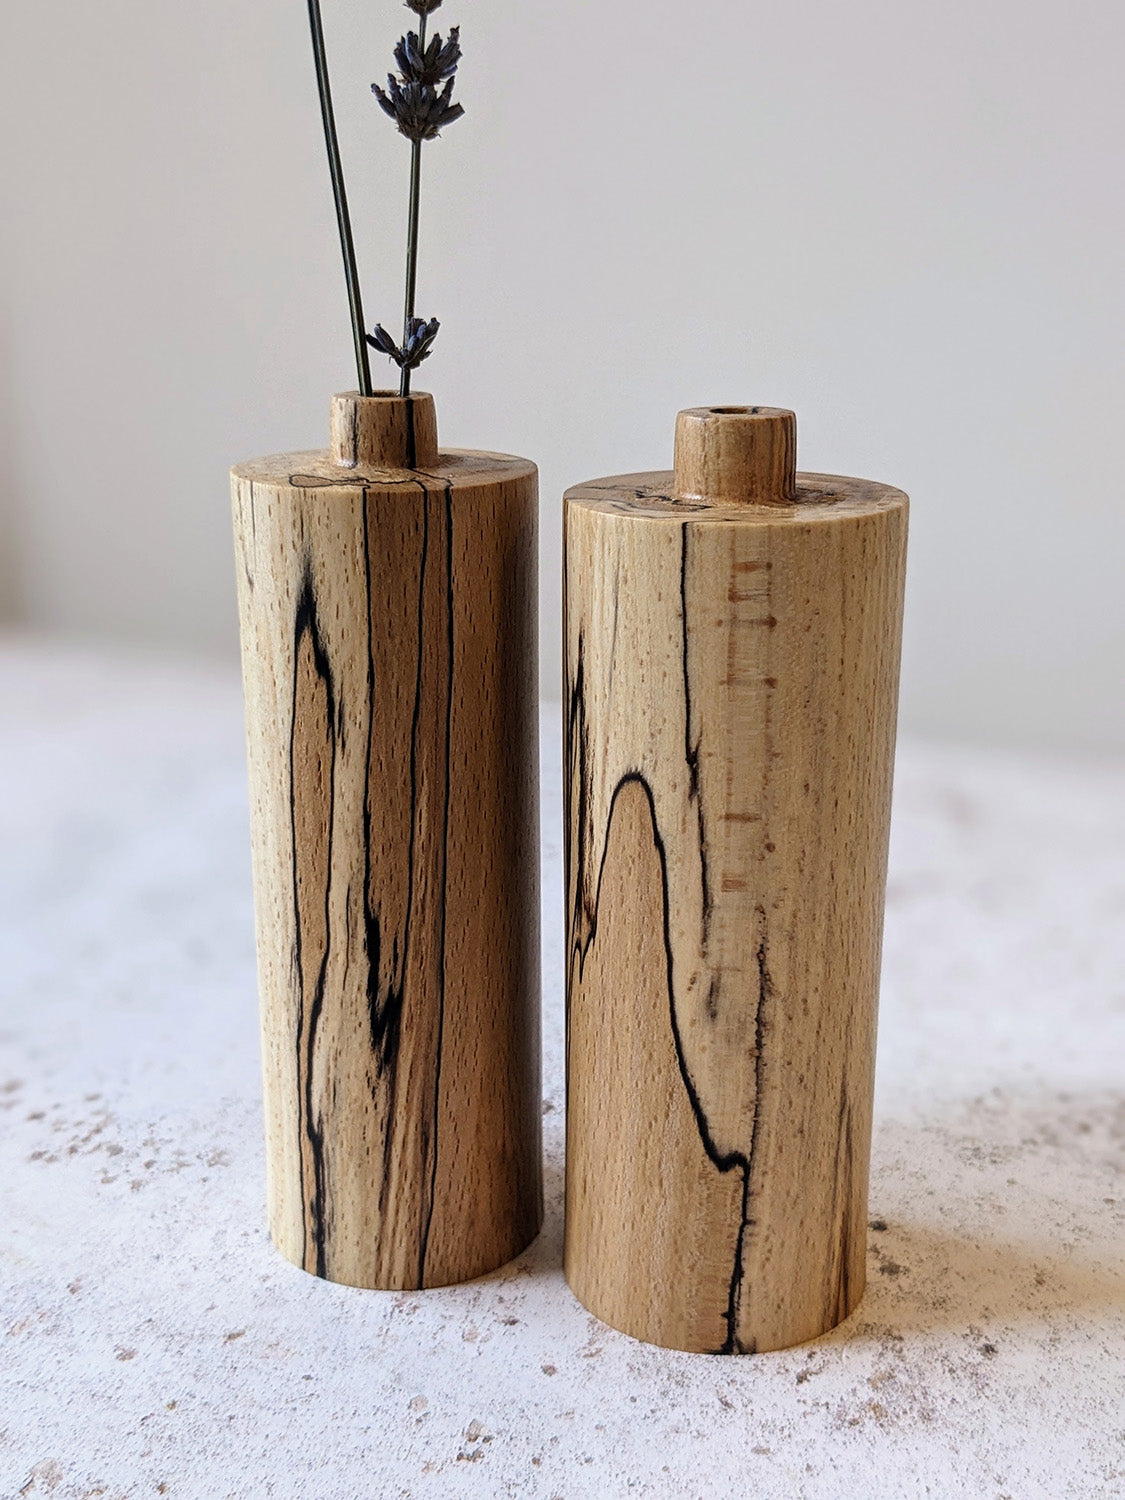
[330,390,438,470]
[674,405,796,506]
[232,400,542,1289]
[563,408,907,1352]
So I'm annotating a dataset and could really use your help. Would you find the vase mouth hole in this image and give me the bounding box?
[708,405,761,415]
[339,389,433,404]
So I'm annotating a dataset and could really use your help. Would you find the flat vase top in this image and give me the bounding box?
[565,470,908,526]
[232,447,537,494]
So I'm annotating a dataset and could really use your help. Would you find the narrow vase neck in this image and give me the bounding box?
[330,391,439,470]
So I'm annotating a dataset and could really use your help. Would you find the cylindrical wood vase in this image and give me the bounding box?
[232,391,542,1290]
[563,405,908,1353]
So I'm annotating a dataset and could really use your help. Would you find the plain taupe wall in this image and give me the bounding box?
[2,0,1123,751]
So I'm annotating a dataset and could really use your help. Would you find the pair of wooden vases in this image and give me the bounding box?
[232,391,907,1354]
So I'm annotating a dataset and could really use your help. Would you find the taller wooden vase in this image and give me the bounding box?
[232,391,542,1290]
[564,406,908,1353]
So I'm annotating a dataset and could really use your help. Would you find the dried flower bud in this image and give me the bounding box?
[394,26,461,86]
[405,0,444,13]
[366,324,401,361]
[401,316,440,367]
[372,75,464,141]
[366,316,441,370]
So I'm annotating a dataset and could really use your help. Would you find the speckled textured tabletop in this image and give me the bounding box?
[1,636,1122,1500]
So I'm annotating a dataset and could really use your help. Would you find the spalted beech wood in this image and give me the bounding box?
[564,407,908,1352]
[233,393,542,1290]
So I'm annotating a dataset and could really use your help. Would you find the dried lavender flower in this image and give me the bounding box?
[369,0,465,397]
[366,324,401,361]
[366,317,441,371]
[372,75,464,142]
[394,27,461,85]
[401,316,441,367]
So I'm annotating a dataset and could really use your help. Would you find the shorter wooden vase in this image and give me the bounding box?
[564,406,908,1353]
[232,391,542,1290]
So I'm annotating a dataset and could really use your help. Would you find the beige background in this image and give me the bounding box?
[2,0,1122,749]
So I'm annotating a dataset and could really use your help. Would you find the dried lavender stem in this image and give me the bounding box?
[399,10,428,398]
[308,0,372,396]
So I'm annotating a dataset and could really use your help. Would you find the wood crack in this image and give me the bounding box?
[289,564,337,1279]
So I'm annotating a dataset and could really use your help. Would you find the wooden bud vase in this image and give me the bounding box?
[232,391,542,1290]
[563,406,908,1353]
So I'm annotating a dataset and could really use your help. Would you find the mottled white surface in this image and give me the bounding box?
[0,636,1122,1500]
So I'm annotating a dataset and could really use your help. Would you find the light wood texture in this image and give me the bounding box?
[232,397,541,1290]
[564,408,908,1352]
[330,389,438,469]
[674,405,797,505]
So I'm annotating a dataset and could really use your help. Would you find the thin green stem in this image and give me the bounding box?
[400,11,427,398]
[308,0,372,396]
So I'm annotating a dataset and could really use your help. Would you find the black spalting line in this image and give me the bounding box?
[680,521,764,1352]
[565,752,753,1349]
[562,522,571,918]
[288,474,422,490]
[416,478,454,1286]
[289,566,337,1279]
[565,526,775,1354]
[570,769,735,1160]
[562,535,587,1094]
[362,493,423,1072]
[361,485,429,1240]
[357,475,451,1286]
[341,880,353,996]
[829,1085,856,1326]
[564,636,592,1003]
[720,916,773,1355]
